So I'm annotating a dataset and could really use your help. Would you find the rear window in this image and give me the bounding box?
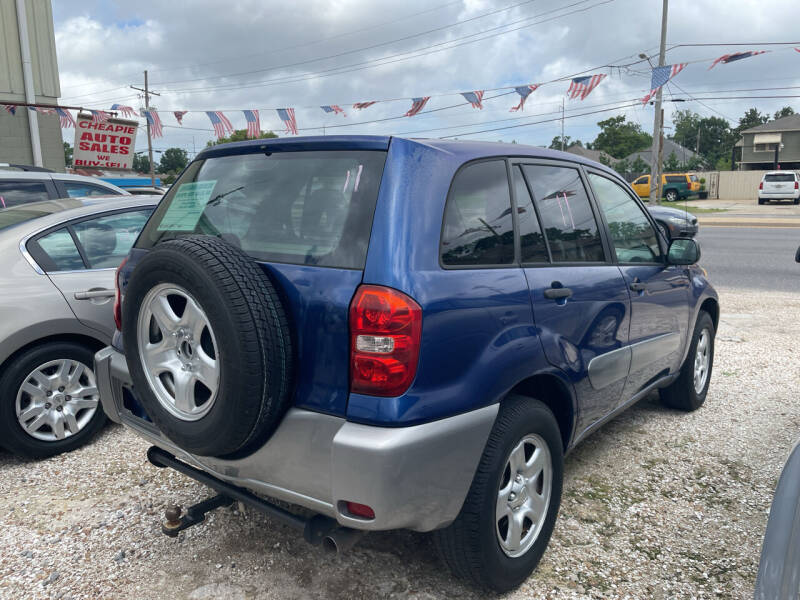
[137,150,387,270]
[665,175,686,183]
[764,173,796,182]
[690,175,699,182]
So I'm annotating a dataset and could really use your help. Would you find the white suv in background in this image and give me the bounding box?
[0,164,130,208]
[758,171,800,205]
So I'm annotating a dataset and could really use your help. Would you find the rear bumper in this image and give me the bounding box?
[759,191,800,200]
[95,346,497,532]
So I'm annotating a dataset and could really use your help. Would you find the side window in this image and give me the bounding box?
[72,209,153,269]
[0,181,50,208]
[665,175,684,184]
[440,160,515,266]
[512,166,548,262]
[32,228,85,272]
[63,182,118,197]
[588,173,660,263]
[521,165,605,263]
[633,176,648,185]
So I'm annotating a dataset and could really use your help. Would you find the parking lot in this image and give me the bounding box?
[1,284,797,600]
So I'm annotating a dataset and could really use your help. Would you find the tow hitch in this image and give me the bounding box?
[147,446,361,550]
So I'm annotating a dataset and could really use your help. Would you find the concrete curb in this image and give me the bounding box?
[698,218,800,228]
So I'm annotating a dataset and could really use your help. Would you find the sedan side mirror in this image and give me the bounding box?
[667,238,701,265]
[796,246,800,263]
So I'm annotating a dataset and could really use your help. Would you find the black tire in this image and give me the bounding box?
[793,197,799,205]
[434,396,564,593]
[758,198,765,205]
[0,342,107,458]
[122,235,294,458]
[665,189,678,202]
[656,221,670,242]
[659,311,715,412]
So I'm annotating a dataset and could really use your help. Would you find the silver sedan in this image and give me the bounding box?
[0,195,159,457]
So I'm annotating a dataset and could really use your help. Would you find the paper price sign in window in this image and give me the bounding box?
[157,180,217,231]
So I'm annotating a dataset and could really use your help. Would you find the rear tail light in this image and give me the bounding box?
[349,285,422,397]
[795,181,798,190]
[113,257,128,331]
[759,181,763,190]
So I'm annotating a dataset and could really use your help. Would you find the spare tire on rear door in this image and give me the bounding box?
[122,235,294,458]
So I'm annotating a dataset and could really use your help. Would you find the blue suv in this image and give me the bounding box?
[95,136,718,592]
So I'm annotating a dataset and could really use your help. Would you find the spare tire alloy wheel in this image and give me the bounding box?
[123,235,294,458]
[138,284,219,421]
[16,359,99,441]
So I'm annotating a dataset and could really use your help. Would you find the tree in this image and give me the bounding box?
[631,156,649,175]
[132,153,151,174]
[590,116,652,159]
[206,129,278,147]
[63,142,73,167]
[549,135,580,150]
[715,156,732,171]
[734,108,769,138]
[158,147,188,174]
[613,158,631,175]
[670,109,733,167]
[663,151,681,172]
[774,106,795,120]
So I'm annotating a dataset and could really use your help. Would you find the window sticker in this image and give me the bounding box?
[157,180,217,231]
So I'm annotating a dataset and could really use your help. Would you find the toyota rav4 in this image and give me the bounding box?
[95,136,718,592]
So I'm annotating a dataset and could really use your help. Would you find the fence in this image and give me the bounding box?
[702,170,785,200]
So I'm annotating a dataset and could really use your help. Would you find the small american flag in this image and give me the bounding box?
[353,102,377,110]
[243,109,260,138]
[90,110,110,123]
[206,111,234,138]
[641,63,687,104]
[173,111,188,125]
[30,106,56,115]
[321,105,346,116]
[56,108,75,128]
[110,104,137,118]
[277,108,297,135]
[796,47,800,53]
[405,97,430,117]
[567,74,606,100]
[3,104,16,115]
[510,85,540,112]
[709,50,768,69]
[141,109,164,138]
[461,91,484,109]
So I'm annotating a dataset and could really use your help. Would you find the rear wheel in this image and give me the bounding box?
[434,396,564,592]
[665,189,678,202]
[758,198,766,205]
[0,342,106,458]
[793,197,799,205]
[660,311,715,411]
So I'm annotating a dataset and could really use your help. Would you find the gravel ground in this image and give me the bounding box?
[1,287,798,600]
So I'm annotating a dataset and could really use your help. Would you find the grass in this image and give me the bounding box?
[679,205,729,214]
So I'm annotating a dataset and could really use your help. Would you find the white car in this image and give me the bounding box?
[0,164,130,208]
[758,171,800,205]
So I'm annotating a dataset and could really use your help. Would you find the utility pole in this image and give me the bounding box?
[130,70,160,186]
[647,0,669,205]
[560,97,565,151]
[656,109,665,200]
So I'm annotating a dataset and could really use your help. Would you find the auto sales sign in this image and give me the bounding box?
[73,114,137,169]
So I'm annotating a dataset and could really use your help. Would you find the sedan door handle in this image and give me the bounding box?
[543,287,573,300]
[74,289,115,300]
[629,281,647,292]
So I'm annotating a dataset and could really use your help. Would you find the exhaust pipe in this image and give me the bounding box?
[321,527,365,554]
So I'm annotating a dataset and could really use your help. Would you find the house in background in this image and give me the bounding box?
[564,144,613,165]
[736,114,800,171]
[624,139,705,171]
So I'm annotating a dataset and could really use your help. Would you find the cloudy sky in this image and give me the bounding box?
[52,0,800,159]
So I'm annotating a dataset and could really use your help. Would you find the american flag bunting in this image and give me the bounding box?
[243,109,261,138]
[110,104,137,118]
[567,74,606,100]
[461,91,485,109]
[3,104,16,115]
[405,97,430,117]
[510,85,540,112]
[353,102,377,110]
[173,111,188,125]
[90,110,110,123]
[56,108,75,128]
[641,63,687,104]
[277,108,298,135]
[321,105,346,116]
[206,111,234,138]
[709,50,768,69]
[141,109,164,138]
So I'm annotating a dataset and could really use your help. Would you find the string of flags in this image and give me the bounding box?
[0,47,791,139]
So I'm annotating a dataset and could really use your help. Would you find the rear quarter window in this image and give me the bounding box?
[665,175,686,184]
[137,150,387,270]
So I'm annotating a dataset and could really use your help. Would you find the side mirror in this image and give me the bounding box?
[667,238,701,265]
[796,246,800,263]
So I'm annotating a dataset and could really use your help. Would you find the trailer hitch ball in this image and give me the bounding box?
[164,505,183,532]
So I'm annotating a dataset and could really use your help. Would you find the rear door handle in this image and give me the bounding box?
[74,289,115,300]
[543,287,573,300]
[629,281,647,292]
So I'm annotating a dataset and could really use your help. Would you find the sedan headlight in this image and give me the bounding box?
[666,215,688,225]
